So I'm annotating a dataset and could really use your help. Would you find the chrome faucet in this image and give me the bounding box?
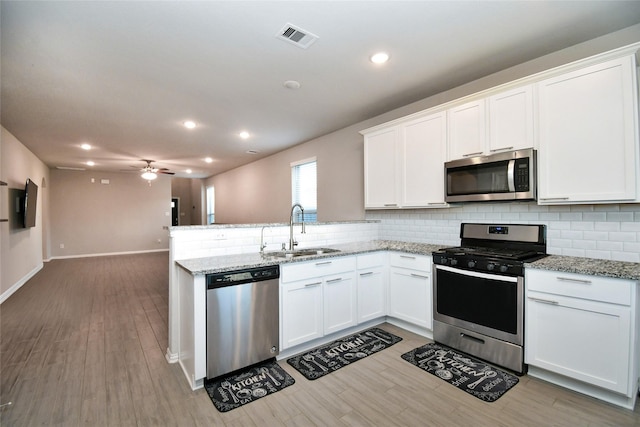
[289,203,305,250]
[260,225,269,253]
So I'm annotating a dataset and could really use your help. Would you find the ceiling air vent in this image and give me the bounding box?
[276,23,319,49]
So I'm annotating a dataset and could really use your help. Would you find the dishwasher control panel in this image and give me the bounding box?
[206,265,280,288]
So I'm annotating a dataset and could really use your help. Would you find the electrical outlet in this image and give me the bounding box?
[59,243,64,249]
[157,238,161,243]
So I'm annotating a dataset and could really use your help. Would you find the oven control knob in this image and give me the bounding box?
[450,259,457,266]
[487,263,495,271]
[499,265,509,273]
[467,260,476,268]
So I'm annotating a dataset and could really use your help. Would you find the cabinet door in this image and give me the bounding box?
[388,267,431,329]
[281,280,323,349]
[448,100,486,160]
[357,266,386,323]
[364,127,400,208]
[323,272,357,335]
[488,85,534,153]
[537,55,638,204]
[526,291,631,394]
[402,112,448,207]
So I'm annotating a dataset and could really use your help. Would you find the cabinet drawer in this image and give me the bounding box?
[389,252,431,272]
[357,252,387,270]
[526,269,633,306]
[281,256,356,283]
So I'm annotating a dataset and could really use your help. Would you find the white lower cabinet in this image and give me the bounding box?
[323,272,357,335]
[281,278,324,349]
[356,253,387,323]
[525,269,639,407]
[280,256,357,349]
[388,253,432,329]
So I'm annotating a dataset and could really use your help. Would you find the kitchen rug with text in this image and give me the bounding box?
[401,342,519,402]
[204,359,295,412]
[287,327,402,380]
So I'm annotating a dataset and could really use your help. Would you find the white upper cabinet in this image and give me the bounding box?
[488,85,534,154]
[363,46,640,207]
[363,127,399,208]
[448,85,534,161]
[363,111,448,209]
[447,100,486,160]
[401,112,448,208]
[537,55,639,204]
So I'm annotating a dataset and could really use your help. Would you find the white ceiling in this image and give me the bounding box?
[3,1,640,179]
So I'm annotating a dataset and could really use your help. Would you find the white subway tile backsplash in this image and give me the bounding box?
[606,212,635,222]
[366,202,640,262]
[621,221,640,232]
[608,231,637,242]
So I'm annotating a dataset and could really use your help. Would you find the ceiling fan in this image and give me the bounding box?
[137,160,175,181]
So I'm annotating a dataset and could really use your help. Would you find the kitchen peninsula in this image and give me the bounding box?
[169,221,640,410]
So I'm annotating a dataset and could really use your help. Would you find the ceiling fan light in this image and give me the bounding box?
[141,171,158,180]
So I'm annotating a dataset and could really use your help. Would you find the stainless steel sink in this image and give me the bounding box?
[262,247,341,259]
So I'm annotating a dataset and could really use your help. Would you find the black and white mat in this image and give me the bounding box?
[287,327,402,380]
[401,343,519,402]
[204,360,295,412]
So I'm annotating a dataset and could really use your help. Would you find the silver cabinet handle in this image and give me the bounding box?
[410,273,429,279]
[400,255,416,260]
[305,282,322,288]
[383,203,398,207]
[315,261,332,266]
[528,296,559,305]
[427,202,448,206]
[557,276,592,285]
[326,277,343,284]
[539,197,570,201]
[462,151,483,157]
[490,146,514,153]
[359,272,374,277]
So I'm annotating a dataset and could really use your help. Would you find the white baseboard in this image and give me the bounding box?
[165,348,179,364]
[0,262,43,304]
[50,248,169,260]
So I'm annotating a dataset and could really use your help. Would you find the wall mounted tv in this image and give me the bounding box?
[23,178,38,228]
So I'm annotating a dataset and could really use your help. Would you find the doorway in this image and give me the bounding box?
[171,197,179,226]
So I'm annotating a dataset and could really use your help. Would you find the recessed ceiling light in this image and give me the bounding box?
[283,80,301,90]
[205,157,213,163]
[81,143,92,150]
[86,161,95,166]
[370,52,390,64]
[184,120,196,129]
[239,131,250,139]
[186,169,192,174]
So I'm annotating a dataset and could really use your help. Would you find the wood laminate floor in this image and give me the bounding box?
[1,252,639,426]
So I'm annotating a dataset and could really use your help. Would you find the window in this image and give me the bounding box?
[206,186,215,224]
[291,158,317,222]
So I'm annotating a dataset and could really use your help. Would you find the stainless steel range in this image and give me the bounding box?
[432,223,547,374]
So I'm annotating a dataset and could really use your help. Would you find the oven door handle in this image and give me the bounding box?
[435,265,519,282]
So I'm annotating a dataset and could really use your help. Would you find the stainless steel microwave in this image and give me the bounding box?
[445,148,536,202]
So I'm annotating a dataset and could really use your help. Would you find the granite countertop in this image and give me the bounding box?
[175,240,443,275]
[176,239,640,281]
[526,255,640,281]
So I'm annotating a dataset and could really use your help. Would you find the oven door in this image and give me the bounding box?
[433,265,523,346]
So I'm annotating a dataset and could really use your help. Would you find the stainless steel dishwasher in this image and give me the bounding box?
[206,264,280,379]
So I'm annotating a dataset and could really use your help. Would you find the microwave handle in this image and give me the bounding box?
[507,159,515,192]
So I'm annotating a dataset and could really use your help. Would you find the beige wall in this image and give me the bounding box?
[208,23,640,224]
[1,127,50,299]
[49,169,171,258]
[208,128,365,223]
